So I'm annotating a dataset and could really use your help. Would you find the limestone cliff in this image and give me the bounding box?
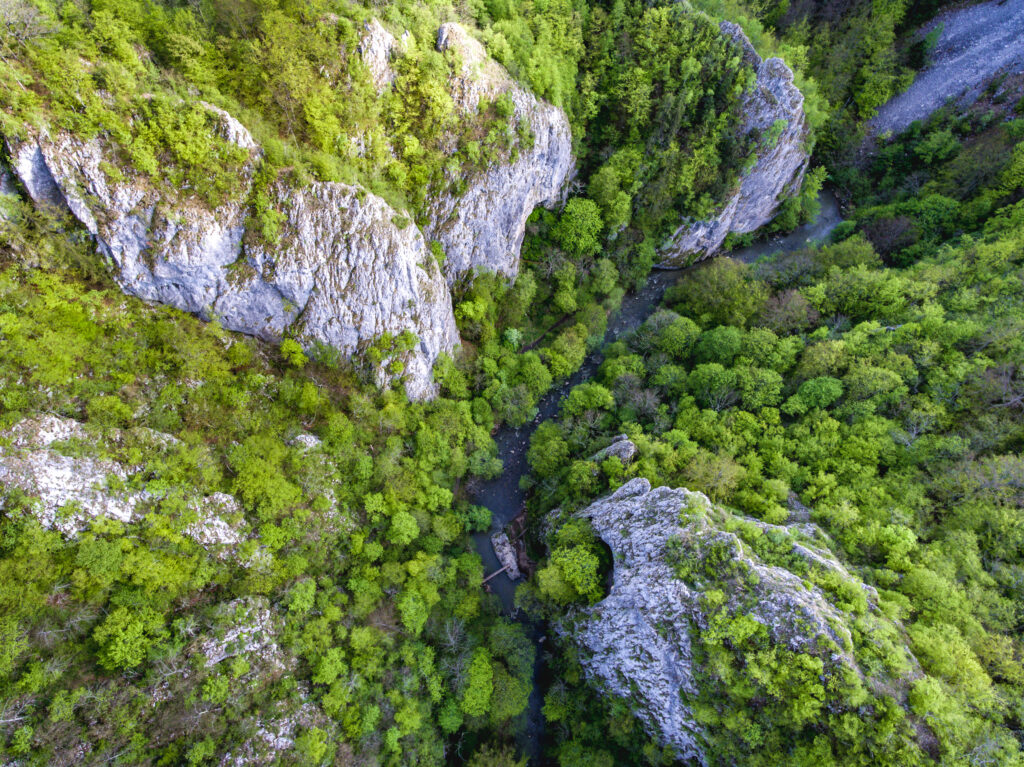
[7,116,458,400]
[659,22,810,266]
[427,22,574,285]
[9,20,574,396]
[357,20,573,285]
[559,478,918,761]
[219,182,459,401]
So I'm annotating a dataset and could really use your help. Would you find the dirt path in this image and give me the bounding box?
[870,0,1024,136]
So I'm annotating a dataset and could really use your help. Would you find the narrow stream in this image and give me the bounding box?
[467,189,842,762]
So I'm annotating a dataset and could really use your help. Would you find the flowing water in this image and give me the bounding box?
[467,189,842,761]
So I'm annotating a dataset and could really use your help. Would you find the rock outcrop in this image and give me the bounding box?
[356,20,573,284]
[0,416,246,549]
[192,597,287,670]
[225,181,459,400]
[10,23,575,396]
[8,119,458,399]
[0,427,144,532]
[359,19,401,94]
[560,478,916,761]
[659,22,809,266]
[427,23,573,284]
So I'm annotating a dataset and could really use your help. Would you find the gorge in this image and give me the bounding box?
[1,0,1023,765]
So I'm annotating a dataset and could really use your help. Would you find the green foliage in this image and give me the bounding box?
[0,249,516,762]
[538,544,603,605]
[467,743,527,767]
[575,0,756,241]
[3,1,1022,764]
[280,338,308,368]
[784,376,844,414]
[92,607,166,671]
[588,149,640,231]
[388,510,420,547]
[0,617,27,680]
[461,647,494,717]
[553,197,603,259]
[526,177,1024,765]
[665,258,769,328]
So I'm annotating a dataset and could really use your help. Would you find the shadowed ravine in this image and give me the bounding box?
[467,190,842,762]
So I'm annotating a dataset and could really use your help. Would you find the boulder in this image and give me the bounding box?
[192,597,287,670]
[290,433,323,451]
[659,22,810,265]
[559,478,917,761]
[0,440,143,532]
[588,434,638,464]
[199,101,261,152]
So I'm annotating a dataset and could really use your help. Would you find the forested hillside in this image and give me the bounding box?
[1,0,1022,765]
[521,47,1024,767]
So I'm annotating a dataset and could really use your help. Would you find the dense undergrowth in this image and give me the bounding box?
[0,201,541,763]
[0,0,778,763]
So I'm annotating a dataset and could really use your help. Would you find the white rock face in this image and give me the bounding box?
[8,124,458,399]
[227,182,459,400]
[290,433,323,451]
[187,493,246,551]
[659,22,810,265]
[4,413,87,448]
[200,101,261,151]
[428,22,574,284]
[0,444,142,533]
[9,124,256,319]
[563,478,898,761]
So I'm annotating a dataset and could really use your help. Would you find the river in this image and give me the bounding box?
[467,189,842,761]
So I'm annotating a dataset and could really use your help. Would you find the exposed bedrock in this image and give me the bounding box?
[659,22,810,266]
[558,478,919,761]
[8,117,457,400]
